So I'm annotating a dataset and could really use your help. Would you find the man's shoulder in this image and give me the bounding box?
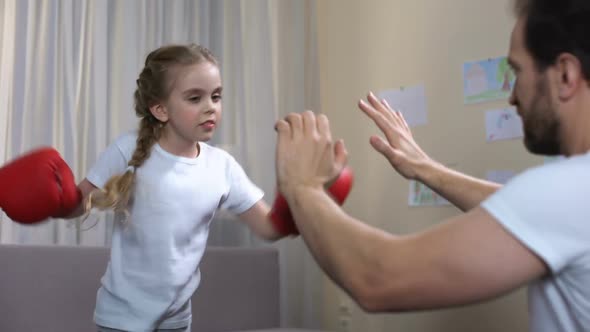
[514,153,590,184]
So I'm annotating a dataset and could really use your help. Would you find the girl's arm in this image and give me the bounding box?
[62,179,98,219]
[238,200,283,241]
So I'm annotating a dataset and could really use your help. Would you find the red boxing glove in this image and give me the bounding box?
[0,147,82,224]
[270,166,354,236]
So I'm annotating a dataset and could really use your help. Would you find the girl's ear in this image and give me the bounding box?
[149,103,169,122]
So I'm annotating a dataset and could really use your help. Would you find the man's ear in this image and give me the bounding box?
[555,53,582,101]
[149,103,169,122]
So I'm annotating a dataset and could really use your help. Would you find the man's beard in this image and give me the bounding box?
[521,77,562,156]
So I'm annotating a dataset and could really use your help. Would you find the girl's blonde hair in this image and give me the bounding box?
[87,44,218,214]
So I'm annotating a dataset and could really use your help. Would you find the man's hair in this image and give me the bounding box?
[514,0,590,78]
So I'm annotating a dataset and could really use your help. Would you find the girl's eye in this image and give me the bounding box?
[212,94,222,102]
[189,96,201,103]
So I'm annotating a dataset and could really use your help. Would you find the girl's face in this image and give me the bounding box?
[155,62,223,148]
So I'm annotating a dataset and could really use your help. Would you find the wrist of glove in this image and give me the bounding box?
[269,166,354,236]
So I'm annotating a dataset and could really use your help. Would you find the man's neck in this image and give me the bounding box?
[562,90,590,156]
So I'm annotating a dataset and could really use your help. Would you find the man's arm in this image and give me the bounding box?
[414,161,502,211]
[275,111,546,312]
[359,92,501,211]
[285,185,547,312]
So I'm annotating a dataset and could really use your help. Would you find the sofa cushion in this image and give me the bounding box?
[0,244,110,332]
[0,245,284,332]
[192,247,280,331]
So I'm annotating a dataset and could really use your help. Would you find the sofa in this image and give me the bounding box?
[0,244,325,332]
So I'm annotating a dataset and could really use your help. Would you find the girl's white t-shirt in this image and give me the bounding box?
[87,132,264,331]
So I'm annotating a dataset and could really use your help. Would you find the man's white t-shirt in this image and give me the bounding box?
[482,152,590,331]
[86,132,264,331]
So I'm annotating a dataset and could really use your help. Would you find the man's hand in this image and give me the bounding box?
[275,111,348,199]
[358,92,433,180]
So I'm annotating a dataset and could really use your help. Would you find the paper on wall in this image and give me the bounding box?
[408,180,451,206]
[463,56,515,104]
[485,107,523,142]
[377,84,428,127]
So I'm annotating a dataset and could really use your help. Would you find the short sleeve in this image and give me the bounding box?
[481,156,590,273]
[86,132,136,189]
[219,156,264,214]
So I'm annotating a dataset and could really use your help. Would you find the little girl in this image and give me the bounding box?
[74,44,288,331]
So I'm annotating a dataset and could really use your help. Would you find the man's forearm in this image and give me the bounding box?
[416,161,502,211]
[285,186,395,302]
